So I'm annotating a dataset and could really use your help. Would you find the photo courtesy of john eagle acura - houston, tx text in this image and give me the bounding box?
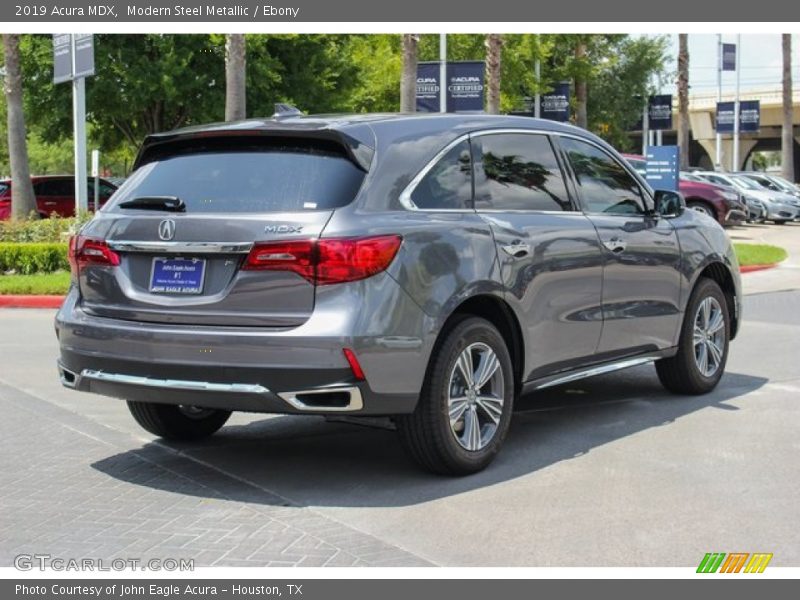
[56,110,741,475]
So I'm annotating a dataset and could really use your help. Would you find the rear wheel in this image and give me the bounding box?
[127,401,231,440]
[396,316,514,475]
[656,278,729,395]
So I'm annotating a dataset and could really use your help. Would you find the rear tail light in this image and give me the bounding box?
[68,235,120,278]
[243,235,402,285]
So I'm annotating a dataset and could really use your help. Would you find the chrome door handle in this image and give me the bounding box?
[603,238,627,253]
[501,243,530,258]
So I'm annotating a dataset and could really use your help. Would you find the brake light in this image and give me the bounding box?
[243,235,402,285]
[68,235,121,278]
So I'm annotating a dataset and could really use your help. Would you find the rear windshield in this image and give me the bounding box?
[107,141,366,213]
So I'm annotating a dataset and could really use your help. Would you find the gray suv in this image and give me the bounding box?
[56,113,742,475]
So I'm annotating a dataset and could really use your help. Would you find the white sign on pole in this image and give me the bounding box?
[91,150,100,178]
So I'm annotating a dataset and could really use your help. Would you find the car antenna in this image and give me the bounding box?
[273,103,303,120]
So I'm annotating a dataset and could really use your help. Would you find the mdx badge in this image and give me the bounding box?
[158,219,176,241]
[265,224,303,234]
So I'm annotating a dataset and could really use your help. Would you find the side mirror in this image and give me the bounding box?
[653,189,686,218]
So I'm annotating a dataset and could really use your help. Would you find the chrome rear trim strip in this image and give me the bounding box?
[80,370,270,395]
[533,357,656,390]
[106,241,254,254]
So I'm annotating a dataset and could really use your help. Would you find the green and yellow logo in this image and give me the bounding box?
[697,552,773,573]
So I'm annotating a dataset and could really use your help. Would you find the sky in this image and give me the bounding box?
[656,34,799,96]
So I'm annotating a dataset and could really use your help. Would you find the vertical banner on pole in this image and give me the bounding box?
[416,62,441,112]
[417,61,485,113]
[540,83,571,122]
[716,101,736,133]
[446,61,485,112]
[648,94,673,131]
[739,100,761,133]
[722,43,737,71]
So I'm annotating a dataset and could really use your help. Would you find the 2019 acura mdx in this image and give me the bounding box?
[56,112,741,475]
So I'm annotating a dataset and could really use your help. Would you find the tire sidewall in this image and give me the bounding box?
[427,317,515,471]
[681,279,730,390]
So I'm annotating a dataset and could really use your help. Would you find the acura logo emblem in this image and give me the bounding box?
[158,219,176,241]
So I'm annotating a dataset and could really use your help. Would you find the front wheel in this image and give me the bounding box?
[127,401,231,441]
[396,316,515,475]
[688,201,716,220]
[656,278,730,395]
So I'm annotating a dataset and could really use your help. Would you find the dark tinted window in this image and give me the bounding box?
[34,179,73,196]
[0,183,9,196]
[561,138,646,215]
[474,134,571,211]
[410,140,472,210]
[108,143,366,213]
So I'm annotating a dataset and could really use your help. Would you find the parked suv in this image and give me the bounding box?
[56,114,741,474]
[0,175,118,220]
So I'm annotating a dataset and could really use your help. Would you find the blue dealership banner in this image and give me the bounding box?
[446,61,485,112]
[645,146,680,192]
[416,62,441,112]
[722,43,737,71]
[540,82,571,122]
[648,94,673,130]
[739,100,760,132]
[716,100,760,133]
[416,61,485,113]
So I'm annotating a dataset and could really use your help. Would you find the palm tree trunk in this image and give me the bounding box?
[782,33,794,182]
[677,34,690,170]
[224,34,246,121]
[574,41,588,129]
[2,34,36,220]
[400,34,418,113]
[485,34,503,115]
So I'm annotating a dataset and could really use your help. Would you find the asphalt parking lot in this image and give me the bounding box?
[1,224,799,568]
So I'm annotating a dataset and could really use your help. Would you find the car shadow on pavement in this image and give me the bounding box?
[91,367,768,508]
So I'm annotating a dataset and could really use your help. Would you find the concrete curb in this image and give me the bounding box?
[0,295,64,308]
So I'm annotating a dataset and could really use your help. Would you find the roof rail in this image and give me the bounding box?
[272,103,303,119]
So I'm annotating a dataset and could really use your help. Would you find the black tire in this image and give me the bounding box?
[773,220,788,225]
[127,401,231,441]
[396,316,515,475]
[656,278,730,395]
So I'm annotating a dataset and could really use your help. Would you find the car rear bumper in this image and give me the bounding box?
[54,280,430,415]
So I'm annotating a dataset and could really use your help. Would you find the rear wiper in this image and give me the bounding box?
[118,195,186,212]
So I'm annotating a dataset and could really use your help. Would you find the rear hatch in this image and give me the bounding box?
[76,134,369,327]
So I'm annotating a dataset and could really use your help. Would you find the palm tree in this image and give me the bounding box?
[224,34,246,121]
[574,39,588,129]
[2,34,36,220]
[782,34,794,182]
[677,34,690,170]
[400,34,418,112]
[485,34,503,114]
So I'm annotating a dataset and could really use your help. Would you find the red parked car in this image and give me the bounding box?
[621,154,746,227]
[0,175,118,220]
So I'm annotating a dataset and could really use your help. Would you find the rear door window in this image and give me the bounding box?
[108,140,366,213]
[473,133,572,211]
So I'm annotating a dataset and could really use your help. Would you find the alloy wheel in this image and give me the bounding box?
[693,296,726,377]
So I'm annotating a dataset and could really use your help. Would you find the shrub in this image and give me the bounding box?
[0,243,69,274]
[0,213,91,243]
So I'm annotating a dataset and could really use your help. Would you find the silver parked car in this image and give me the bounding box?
[695,171,799,224]
[56,113,742,474]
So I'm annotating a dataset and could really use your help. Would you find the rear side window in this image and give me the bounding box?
[34,179,73,196]
[0,183,9,196]
[561,138,646,215]
[410,140,473,210]
[109,141,366,213]
[473,133,571,211]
